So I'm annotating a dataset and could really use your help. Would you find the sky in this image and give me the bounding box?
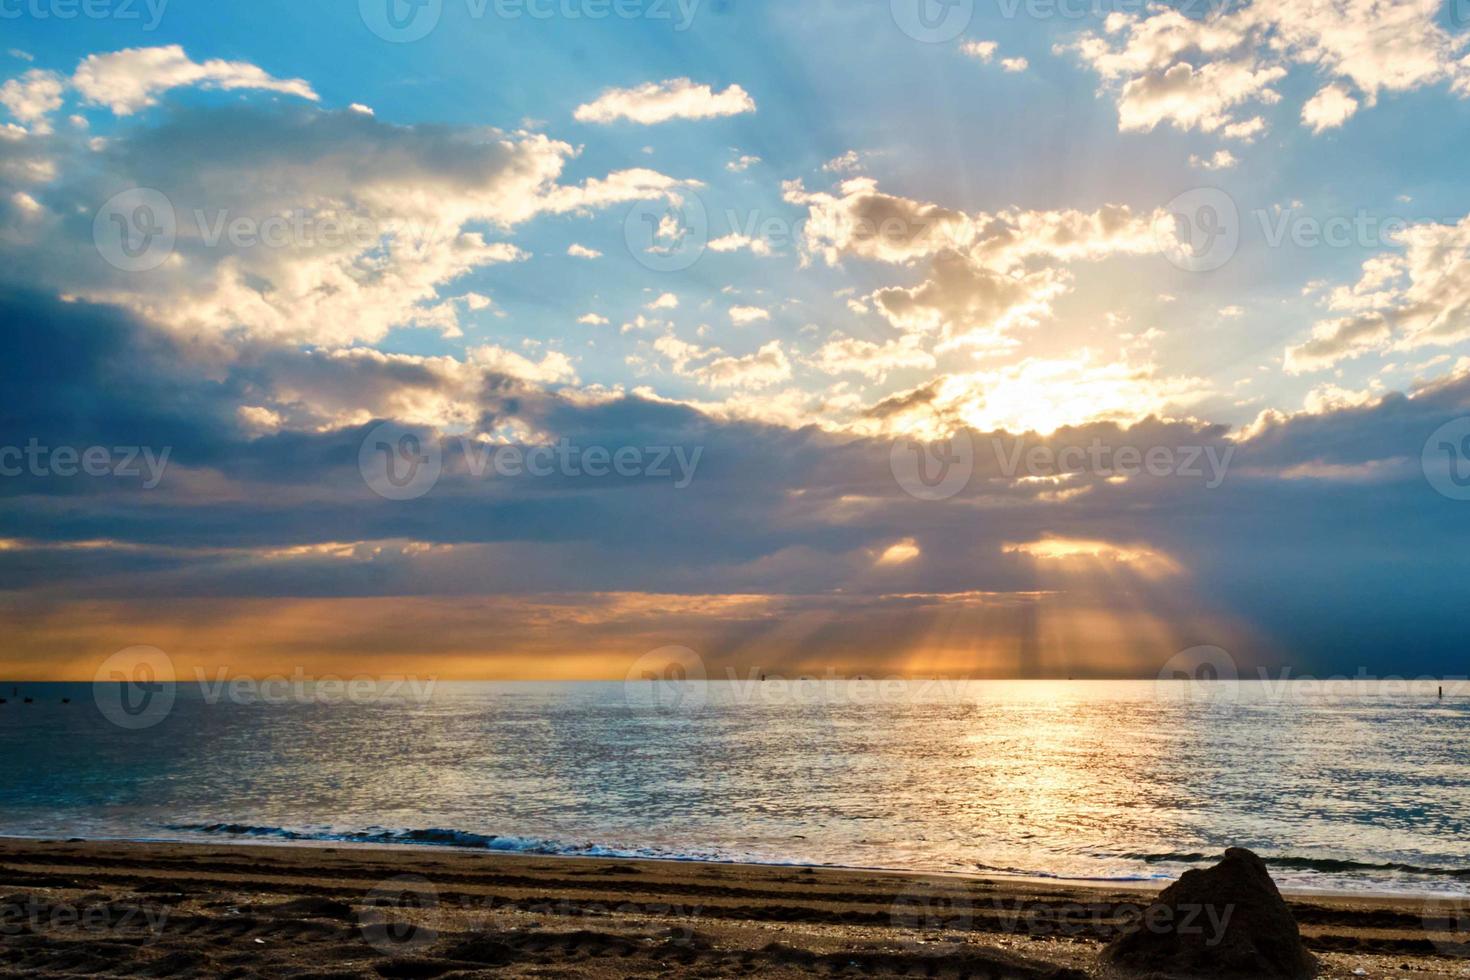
[2,0,1470,681]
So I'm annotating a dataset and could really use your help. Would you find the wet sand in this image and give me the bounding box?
[0,837,1465,978]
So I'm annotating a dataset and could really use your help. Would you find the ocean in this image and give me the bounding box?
[2,678,1467,895]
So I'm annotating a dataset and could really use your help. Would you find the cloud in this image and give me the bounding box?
[726,153,760,172]
[578,313,609,325]
[1285,215,1470,372]
[1001,57,1029,73]
[865,350,1212,436]
[787,178,1163,349]
[810,334,936,382]
[6,292,1470,677]
[0,102,689,349]
[1189,149,1238,170]
[0,69,63,130]
[822,150,863,174]
[653,333,790,390]
[567,243,602,259]
[708,233,773,256]
[573,78,756,125]
[728,304,770,324]
[1301,83,1359,133]
[647,292,679,310]
[875,538,920,565]
[1004,536,1180,575]
[72,45,319,115]
[470,344,577,385]
[697,339,792,390]
[1061,0,1470,139]
[961,41,998,62]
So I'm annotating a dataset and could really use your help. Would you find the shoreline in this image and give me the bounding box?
[0,830,1456,903]
[1,837,1465,978]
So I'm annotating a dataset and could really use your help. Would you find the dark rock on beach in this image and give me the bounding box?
[1102,847,1316,979]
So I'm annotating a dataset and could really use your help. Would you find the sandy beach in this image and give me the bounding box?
[0,837,1464,978]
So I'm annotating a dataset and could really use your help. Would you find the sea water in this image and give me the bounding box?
[1,679,1466,895]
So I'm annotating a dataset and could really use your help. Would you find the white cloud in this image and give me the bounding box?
[3,103,690,350]
[470,344,577,385]
[698,340,792,390]
[1301,83,1359,133]
[0,69,64,130]
[1285,215,1470,372]
[647,292,679,310]
[72,45,319,115]
[1061,0,1470,140]
[729,305,770,324]
[567,243,603,259]
[1189,149,1238,170]
[708,233,773,256]
[652,334,792,391]
[788,177,1163,348]
[348,103,374,116]
[810,334,936,381]
[961,40,998,62]
[573,78,756,125]
[1001,57,1029,73]
[726,153,760,172]
[577,313,609,325]
[822,150,863,174]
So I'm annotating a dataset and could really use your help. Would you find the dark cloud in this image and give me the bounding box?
[3,291,1469,676]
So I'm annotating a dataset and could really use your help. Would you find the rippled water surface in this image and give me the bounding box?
[2,679,1467,894]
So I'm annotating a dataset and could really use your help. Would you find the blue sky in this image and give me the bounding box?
[3,0,1470,678]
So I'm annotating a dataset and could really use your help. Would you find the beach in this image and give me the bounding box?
[1,837,1465,979]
